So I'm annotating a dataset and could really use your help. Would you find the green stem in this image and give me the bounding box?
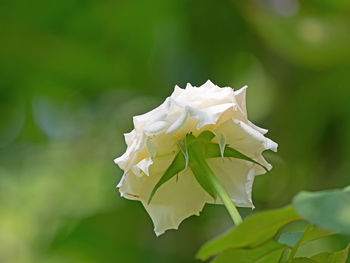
[206,164,243,225]
[191,153,243,226]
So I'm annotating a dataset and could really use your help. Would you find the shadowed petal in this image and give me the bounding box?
[207,158,257,208]
[214,118,277,174]
[118,155,211,235]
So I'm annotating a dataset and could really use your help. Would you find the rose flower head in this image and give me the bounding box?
[114,80,277,235]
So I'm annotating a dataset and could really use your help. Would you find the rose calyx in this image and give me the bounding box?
[147,130,269,205]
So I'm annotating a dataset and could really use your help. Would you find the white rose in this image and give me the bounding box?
[114,80,277,235]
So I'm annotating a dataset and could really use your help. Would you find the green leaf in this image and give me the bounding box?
[205,143,270,174]
[293,186,350,235]
[211,240,284,263]
[147,151,186,204]
[278,225,333,248]
[299,226,334,245]
[277,220,308,235]
[197,206,301,260]
[283,224,336,262]
[278,232,304,247]
[291,258,317,263]
[257,247,285,263]
[310,245,349,263]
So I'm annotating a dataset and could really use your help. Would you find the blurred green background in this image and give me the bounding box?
[0,0,349,262]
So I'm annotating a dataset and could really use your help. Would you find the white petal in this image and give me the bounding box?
[146,132,178,157]
[191,103,235,130]
[114,140,137,170]
[171,85,185,99]
[233,85,248,117]
[131,165,143,178]
[215,118,278,174]
[233,86,269,135]
[133,98,171,130]
[145,169,211,236]
[166,106,189,134]
[118,155,211,235]
[207,158,256,208]
[248,120,268,135]
[171,82,235,109]
[146,138,157,158]
[115,131,151,172]
[214,132,226,159]
[124,129,137,146]
[136,157,153,176]
[200,79,216,89]
[116,173,125,189]
[144,120,169,135]
[165,103,236,134]
[235,120,278,153]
